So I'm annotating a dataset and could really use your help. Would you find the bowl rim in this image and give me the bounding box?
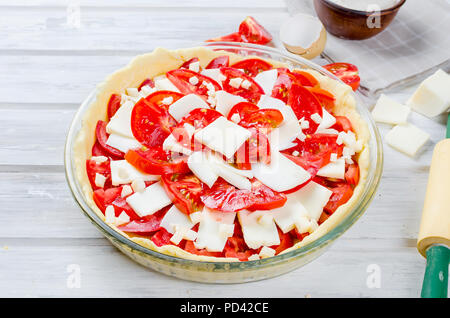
[319,0,406,15]
[64,42,384,270]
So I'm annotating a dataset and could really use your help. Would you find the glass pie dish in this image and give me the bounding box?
[65,42,383,283]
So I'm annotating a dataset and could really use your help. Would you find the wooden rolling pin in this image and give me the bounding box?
[417,114,450,298]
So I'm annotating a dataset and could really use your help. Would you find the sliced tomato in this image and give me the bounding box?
[345,163,360,187]
[206,32,243,43]
[184,240,223,257]
[224,236,254,261]
[287,84,323,135]
[271,71,293,103]
[125,147,190,175]
[324,183,354,214]
[235,129,271,169]
[179,108,222,130]
[227,102,259,121]
[151,228,173,247]
[206,55,229,69]
[249,178,287,210]
[95,120,125,158]
[238,16,272,45]
[318,212,330,225]
[307,87,335,113]
[138,78,155,90]
[272,229,294,255]
[86,158,111,190]
[290,70,318,87]
[107,94,122,119]
[332,116,353,132]
[166,69,221,99]
[118,207,168,234]
[92,187,121,213]
[180,57,199,70]
[240,109,284,130]
[143,90,184,109]
[230,58,273,77]
[111,196,140,220]
[201,178,255,212]
[130,92,180,147]
[323,63,360,91]
[161,174,204,215]
[220,67,264,103]
[92,141,111,157]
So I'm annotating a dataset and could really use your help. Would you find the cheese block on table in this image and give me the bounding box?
[385,123,430,157]
[371,94,410,125]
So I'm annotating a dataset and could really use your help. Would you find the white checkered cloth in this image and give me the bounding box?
[286,0,450,97]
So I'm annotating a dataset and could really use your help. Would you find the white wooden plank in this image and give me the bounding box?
[0,237,425,297]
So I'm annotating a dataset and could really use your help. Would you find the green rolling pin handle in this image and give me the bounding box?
[421,245,450,298]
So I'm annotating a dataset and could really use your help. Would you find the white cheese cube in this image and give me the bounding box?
[294,181,333,221]
[189,76,199,85]
[229,77,243,88]
[241,79,252,90]
[104,205,115,224]
[385,123,430,157]
[131,178,146,193]
[125,87,139,97]
[254,69,278,95]
[407,69,450,118]
[238,210,280,249]
[252,151,311,192]
[201,69,224,86]
[168,94,209,122]
[248,254,260,261]
[160,205,195,234]
[187,151,219,188]
[194,208,236,252]
[188,61,200,72]
[371,94,410,125]
[126,182,172,217]
[91,156,108,164]
[110,160,159,186]
[317,157,345,179]
[230,113,241,123]
[272,196,309,233]
[259,246,276,258]
[106,133,142,154]
[316,108,336,132]
[155,77,180,92]
[214,90,246,116]
[121,185,133,198]
[161,96,173,105]
[310,113,322,124]
[115,211,130,226]
[194,117,251,159]
[189,211,203,225]
[94,173,107,188]
[106,100,134,138]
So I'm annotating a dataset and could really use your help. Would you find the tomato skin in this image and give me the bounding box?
[220,67,264,103]
[92,187,121,213]
[241,109,284,130]
[290,70,318,87]
[143,90,184,109]
[272,229,294,255]
[307,87,335,113]
[230,58,273,77]
[324,183,354,214]
[287,84,323,135]
[118,207,168,234]
[332,116,353,132]
[224,236,254,261]
[138,78,155,90]
[345,163,360,187]
[151,228,174,247]
[125,147,190,175]
[179,108,222,130]
[107,94,122,119]
[235,129,271,169]
[206,56,229,69]
[323,63,360,91]
[206,32,243,43]
[161,174,204,215]
[95,120,125,158]
[238,16,272,45]
[92,141,112,158]
[249,179,287,210]
[227,102,259,121]
[201,178,254,212]
[166,69,221,99]
[180,57,199,69]
[86,158,111,190]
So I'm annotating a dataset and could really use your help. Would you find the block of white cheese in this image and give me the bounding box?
[385,123,430,157]
[160,205,194,234]
[254,69,278,95]
[257,95,303,150]
[316,157,345,179]
[106,100,134,138]
[252,151,311,192]
[194,116,251,159]
[316,108,336,133]
[201,69,225,86]
[294,181,332,221]
[271,196,309,233]
[194,208,236,252]
[110,160,159,185]
[155,77,180,92]
[371,94,410,125]
[168,94,209,122]
[126,181,172,217]
[407,69,450,118]
[214,90,246,116]
[238,210,280,249]
[106,133,142,153]
[187,151,219,188]
[162,134,193,156]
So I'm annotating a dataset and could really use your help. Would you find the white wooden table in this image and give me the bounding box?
[0,0,445,298]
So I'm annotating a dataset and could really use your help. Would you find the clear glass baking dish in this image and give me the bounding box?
[64,42,383,283]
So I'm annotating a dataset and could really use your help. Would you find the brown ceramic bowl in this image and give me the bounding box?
[313,0,406,40]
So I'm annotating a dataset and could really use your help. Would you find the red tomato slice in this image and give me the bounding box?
[92,141,111,158]
[161,174,204,215]
[332,116,353,132]
[206,32,243,43]
[130,92,180,148]
[180,57,199,69]
[166,69,221,99]
[107,94,122,119]
[184,240,223,257]
[227,102,260,122]
[249,178,287,210]
[118,207,168,234]
[271,71,293,103]
[238,16,272,45]
[287,84,323,135]
[200,178,255,212]
[92,187,121,213]
[125,147,190,175]
[307,87,335,112]
[111,196,140,220]
[220,67,264,103]
[290,70,318,87]
[179,108,222,130]
[206,56,229,69]
[95,120,125,158]
[138,78,155,90]
[235,129,271,169]
[151,228,174,247]
[324,183,354,214]
[230,58,273,77]
[323,63,360,91]
[345,163,360,187]
[224,236,254,261]
[86,158,111,191]
[272,229,294,255]
[240,109,284,130]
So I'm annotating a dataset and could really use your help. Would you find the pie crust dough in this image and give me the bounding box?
[73,47,370,262]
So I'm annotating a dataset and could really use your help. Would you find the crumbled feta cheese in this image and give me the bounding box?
[219,223,235,238]
[189,76,199,85]
[131,178,146,193]
[248,254,260,261]
[126,87,139,97]
[91,156,108,164]
[230,113,241,124]
[299,118,310,130]
[140,85,154,97]
[259,246,276,258]
[121,185,133,198]
[105,205,115,224]
[94,173,107,188]
[189,211,203,225]
[115,211,130,226]
[162,96,174,105]
[292,150,300,157]
[188,61,200,73]
[310,113,322,124]
[330,153,338,162]
[241,79,252,89]
[229,77,243,89]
